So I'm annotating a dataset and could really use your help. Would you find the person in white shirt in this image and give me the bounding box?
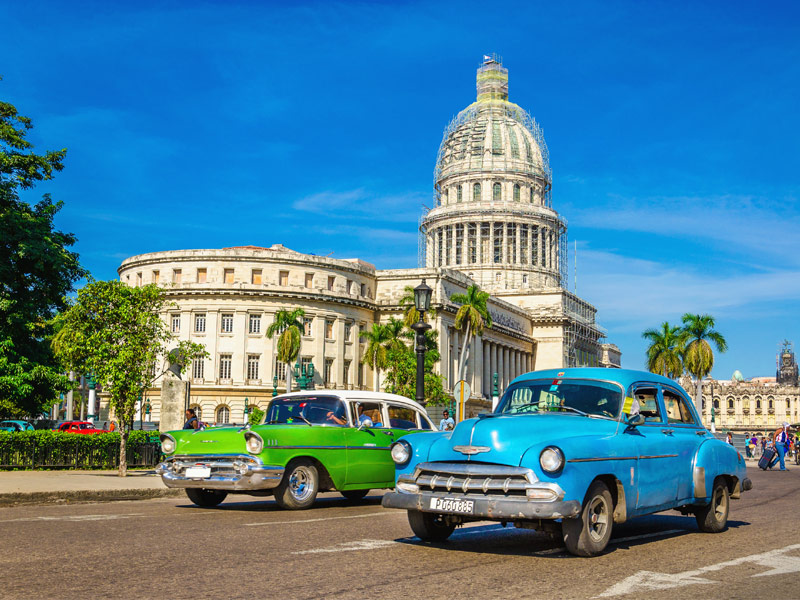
[439,409,455,431]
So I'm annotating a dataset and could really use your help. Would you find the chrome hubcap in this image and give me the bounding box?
[587,496,609,542]
[289,466,315,501]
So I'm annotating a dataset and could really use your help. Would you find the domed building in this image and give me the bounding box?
[100,56,620,426]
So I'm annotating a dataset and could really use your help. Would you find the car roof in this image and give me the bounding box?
[273,390,426,410]
[511,367,682,391]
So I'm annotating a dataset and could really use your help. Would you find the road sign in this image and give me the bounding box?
[453,380,471,422]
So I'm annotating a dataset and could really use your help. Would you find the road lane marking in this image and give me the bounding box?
[0,513,144,523]
[244,511,399,527]
[596,543,800,597]
[293,539,397,554]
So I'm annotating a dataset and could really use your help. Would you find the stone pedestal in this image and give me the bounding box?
[160,371,187,432]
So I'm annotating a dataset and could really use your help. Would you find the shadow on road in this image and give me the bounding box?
[172,493,384,512]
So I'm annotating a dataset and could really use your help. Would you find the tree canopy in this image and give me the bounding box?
[0,86,85,418]
[642,321,684,378]
[451,284,492,383]
[266,308,305,392]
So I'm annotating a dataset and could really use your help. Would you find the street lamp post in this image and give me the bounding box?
[410,279,433,406]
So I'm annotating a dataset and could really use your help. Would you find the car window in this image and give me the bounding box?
[663,388,696,425]
[417,411,433,430]
[351,402,384,427]
[498,379,622,418]
[388,405,418,430]
[632,387,662,423]
[266,396,347,426]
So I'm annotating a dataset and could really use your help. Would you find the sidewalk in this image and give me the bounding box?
[0,469,182,507]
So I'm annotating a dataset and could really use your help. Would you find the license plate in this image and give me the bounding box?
[429,497,474,514]
[185,466,211,478]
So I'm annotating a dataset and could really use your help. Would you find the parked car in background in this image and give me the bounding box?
[0,420,35,432]
[382,368,752,557]
[157,391,436,509]
[56,421,108,434]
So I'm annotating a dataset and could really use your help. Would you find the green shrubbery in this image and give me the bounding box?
[0,430,161,470]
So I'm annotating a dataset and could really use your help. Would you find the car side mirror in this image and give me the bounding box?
[627,414,646,427]
[358,417,374,431]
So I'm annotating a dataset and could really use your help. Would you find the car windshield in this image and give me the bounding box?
[266,396,347,426]
[497,379,623,419]
[78,423,93,429]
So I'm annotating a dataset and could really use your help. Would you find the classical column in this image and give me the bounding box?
[501,222,508,266]
[440,323,450,389]
[515,223,521,268]
[473,334,483,396]
[491,343,498,389]
[483,340,491,396]
[452,327,460,382]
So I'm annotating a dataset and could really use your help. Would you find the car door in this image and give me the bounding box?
[343,401,395,485]
[661,385,706,502]
[627,384,679,510]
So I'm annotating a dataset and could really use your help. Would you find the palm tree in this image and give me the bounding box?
[680,313,728,415]
[399,285,436,327]
[642,321,684,378]
[451,284,492,383]
[361,323,390,391]
[266,308,305,392]
[383,317,407,352]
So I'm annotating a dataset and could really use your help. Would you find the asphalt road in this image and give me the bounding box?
[1,465,798,600]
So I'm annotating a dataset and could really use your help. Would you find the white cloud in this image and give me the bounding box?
[293,188,427,222]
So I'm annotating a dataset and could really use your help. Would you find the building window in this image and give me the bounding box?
[325,319,334,339]
[251,269,262,284]
[172,269,182,283]
[224,269,234,284]
[152,270,159,283]
[279,271,289,286]
[192,357,204,380]
[473,183,481,202]
[493,223,502,263]
[728,398,734,409]
[274,357,286,381]
[493,182,502,201]
[358,324,364,342]
[170,314,180,333]
[197,268,207,283]
[522,274,528,284]
[136,272,142,286]
[347,279,353,294]
[219,355,232,380]
[247,355,260,380]
[457,185,462,203]
[514,184,521,202]
[303,317,313,336]
[249,313,261,334]
[769,398,774,409]
[344,322,352,341]
[324,358,334,385]
[190,404,202,421]
[305,273,314,288]
[220,313,234,333]
[343,360,351,386]
[327,276,335,291]
[194,313,206,333]
[756,398,761,409]
[360,283,366,296]
[216,405,230,424]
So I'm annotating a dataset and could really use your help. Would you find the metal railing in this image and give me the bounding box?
[0,441,162,470]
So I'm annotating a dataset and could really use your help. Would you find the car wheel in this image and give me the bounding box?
[185,488,227,508]
[407,510,456,542]
[340,489,370,502]
[562,480,613,557]
[275,460,319,510]
[695,477,729,533]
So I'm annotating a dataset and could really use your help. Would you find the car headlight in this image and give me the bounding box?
[244,431,264,455]
[390,440,411,466]
[160,433,176,455]
[539,446,565,474]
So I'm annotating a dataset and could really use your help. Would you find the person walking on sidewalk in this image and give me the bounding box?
[183,408,199,430]
[774,422,791,471]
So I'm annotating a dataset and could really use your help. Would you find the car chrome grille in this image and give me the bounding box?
[412,462,537,498]
[169,455,258,477]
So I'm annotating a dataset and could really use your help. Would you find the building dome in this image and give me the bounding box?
[421,55,565,293]
[732,370,745,382]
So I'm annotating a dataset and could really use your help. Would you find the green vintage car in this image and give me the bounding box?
[156,391,436,509]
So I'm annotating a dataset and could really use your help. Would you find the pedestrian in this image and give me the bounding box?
[761,436,767,455]
[773,422,791,471]
[726,432,733,445]
[108,421,116,432]
[183,408,199,430]
[439,409,455,431]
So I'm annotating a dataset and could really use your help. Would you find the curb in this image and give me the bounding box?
[0,487,183,508]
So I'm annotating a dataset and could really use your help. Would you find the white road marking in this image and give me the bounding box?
[293,539,397,555]
[0,513,144,523]
[596,543,800,597]
[245,511,398,527]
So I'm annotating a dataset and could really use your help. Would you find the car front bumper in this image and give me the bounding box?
[156,454,284,491]
[382,491,581,520]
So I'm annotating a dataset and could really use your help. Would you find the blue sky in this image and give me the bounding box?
[3,0,799,378]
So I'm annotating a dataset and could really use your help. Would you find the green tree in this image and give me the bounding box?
[52,280,206,475]
[0,89,85,418]
[266,308,305,392]
[451,284,492,383]
[399,285,437,328]
[383,328,447,406]
[642,321,684,378]
[361,323,390,391]
[680,313,728,415]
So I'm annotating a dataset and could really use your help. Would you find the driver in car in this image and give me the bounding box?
[325,403,347,426]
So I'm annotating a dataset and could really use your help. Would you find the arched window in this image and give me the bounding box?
[513,184,520,202]
[787,398,791,410]
[473,183,481,202]
[756,398,761,409]
[216,405,230,424]
[713,398,719,409]
[493,182,502,201]
[530,187,535,203]
[768,398,773,409]
[444,188,449,205]
[702,398,706,410]
[457,185,462,203]
[190,404,203,421]
[727,398,734,409]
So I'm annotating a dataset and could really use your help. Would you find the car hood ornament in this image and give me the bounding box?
[453,445,491,455]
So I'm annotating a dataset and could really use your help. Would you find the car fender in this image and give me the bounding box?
[393,431,450,480]
[692,438,747,501]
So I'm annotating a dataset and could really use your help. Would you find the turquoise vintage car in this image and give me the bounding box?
[382,368,751,556]
[156,391,435,509]
[0,420,34,432]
